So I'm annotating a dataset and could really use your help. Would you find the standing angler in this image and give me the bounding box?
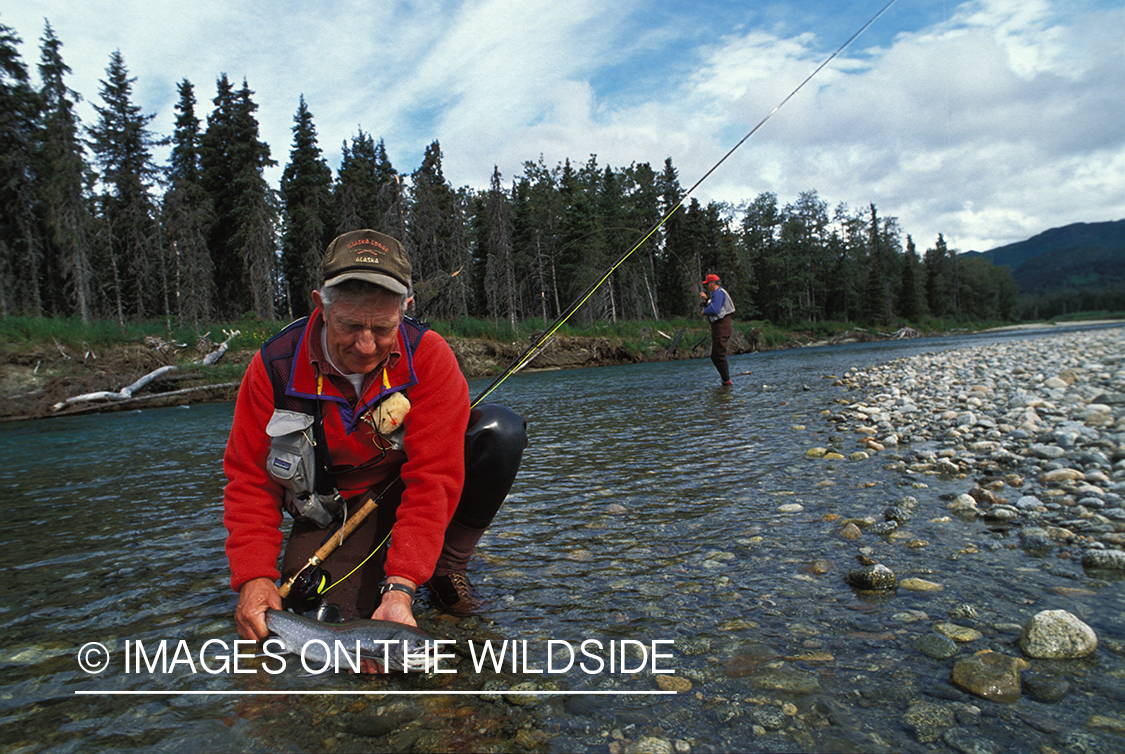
[699,273,736,386]
[224,230,526,646]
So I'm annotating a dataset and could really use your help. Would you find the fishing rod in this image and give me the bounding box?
[472,0,899,407]
[283,2,900,602]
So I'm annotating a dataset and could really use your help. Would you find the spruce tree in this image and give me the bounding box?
[334,131,399,235]
[621,161,661,319]
[279,95,332,316]
[741,192,781,322]
[86,50,159,324]
[555,158,597,324]
[230,80,278,320]
[163,78,215,327]
[200,75,275,318]
[409,141,468,319]
[0,22,40,317]
[656,158,690,317]
[482,166,516,329]
[898,235,923,322]
[513,157,560,320]
[36,21,92,321]
[924,234,952,318]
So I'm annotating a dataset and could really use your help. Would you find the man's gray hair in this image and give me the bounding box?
[319,278,410,313]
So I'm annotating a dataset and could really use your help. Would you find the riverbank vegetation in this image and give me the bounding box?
[2,309,1121,422]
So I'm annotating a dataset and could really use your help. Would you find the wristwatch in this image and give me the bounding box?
[380,582,416,599]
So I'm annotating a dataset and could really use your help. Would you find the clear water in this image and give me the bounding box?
[2,324,1123,753]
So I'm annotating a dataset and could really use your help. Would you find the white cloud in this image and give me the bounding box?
[4,0,1122,254]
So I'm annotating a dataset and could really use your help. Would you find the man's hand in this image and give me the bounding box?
[235,577,281,641]
[358,579,417,674]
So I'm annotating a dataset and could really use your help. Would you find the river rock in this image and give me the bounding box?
[623,736,676,754]
[746,661,821,694]
[1022,673,1071,703]
[752,706,788,731]
[844,563,896,590]
[1081,548,1125,570]
[1018,610,1098,658]
[1086,714,1125,736]
[950,651,1029,703]
[934,622,983,643]
[504,681,545,706]
[345,708,422,738]
[902,701,954,743]
[1041,468,1085,483]
[949,494,979,513]
[655,674,692,692]
[914,632,959,659]
[943,727,1002,754]
[1019,527,1056,554]
[899,577,943,592]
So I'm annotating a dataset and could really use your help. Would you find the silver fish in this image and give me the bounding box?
[264,608,436,673]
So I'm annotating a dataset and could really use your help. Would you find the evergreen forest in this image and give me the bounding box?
[0,21,1032,334]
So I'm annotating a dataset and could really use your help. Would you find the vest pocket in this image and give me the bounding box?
[265,410,339,527]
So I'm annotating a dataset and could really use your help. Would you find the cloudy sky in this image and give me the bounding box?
[4,0,1122,252]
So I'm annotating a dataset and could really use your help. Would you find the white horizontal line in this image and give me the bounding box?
[74,689,677,696]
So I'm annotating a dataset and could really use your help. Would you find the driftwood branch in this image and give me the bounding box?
[51,365,177,411]
[21,381,241,422]
[202,329,240,366]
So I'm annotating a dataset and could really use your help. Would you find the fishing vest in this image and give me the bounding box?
[706,287,736,323]
[259,315,429,526]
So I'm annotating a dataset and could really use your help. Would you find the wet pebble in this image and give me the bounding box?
[843,563,897,590]
[951,651,1029,704]
[934,622,983,643]
[622,736,676,754]
[655,674,692,692]
[899,577,943,591]
[745,662,821,694]
[943,726,1002,754]
[902,701,954,743]
[1021,673,1071,703]
[914,632,959,659]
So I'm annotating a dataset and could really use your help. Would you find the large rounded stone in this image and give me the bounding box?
[1018,610,1097,659]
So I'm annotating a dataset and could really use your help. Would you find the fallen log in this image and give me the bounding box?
[28,381,241,421]
[51,365,177,411]
[201,329,241,366]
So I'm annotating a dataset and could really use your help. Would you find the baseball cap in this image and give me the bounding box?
[321,230,411,295]
[701,274,721,285]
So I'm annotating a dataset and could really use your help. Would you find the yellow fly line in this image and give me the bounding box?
[471,0,899,408]
[471,211,680,407]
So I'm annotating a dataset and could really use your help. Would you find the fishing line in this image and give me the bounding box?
[472,0,899,407]
[320,529,393,595]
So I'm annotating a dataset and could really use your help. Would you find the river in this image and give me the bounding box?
[1,324,1122,753]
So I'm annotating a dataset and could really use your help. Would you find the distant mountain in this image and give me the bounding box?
[967,220,1125,296]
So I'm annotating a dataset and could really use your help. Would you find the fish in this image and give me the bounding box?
[264,608,436,673]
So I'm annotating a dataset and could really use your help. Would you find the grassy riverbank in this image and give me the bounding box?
[1,312,1120,421]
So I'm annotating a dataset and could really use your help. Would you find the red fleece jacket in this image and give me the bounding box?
[223,312,469,592]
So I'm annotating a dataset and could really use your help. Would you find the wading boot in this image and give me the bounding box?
[426,520,487,615]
